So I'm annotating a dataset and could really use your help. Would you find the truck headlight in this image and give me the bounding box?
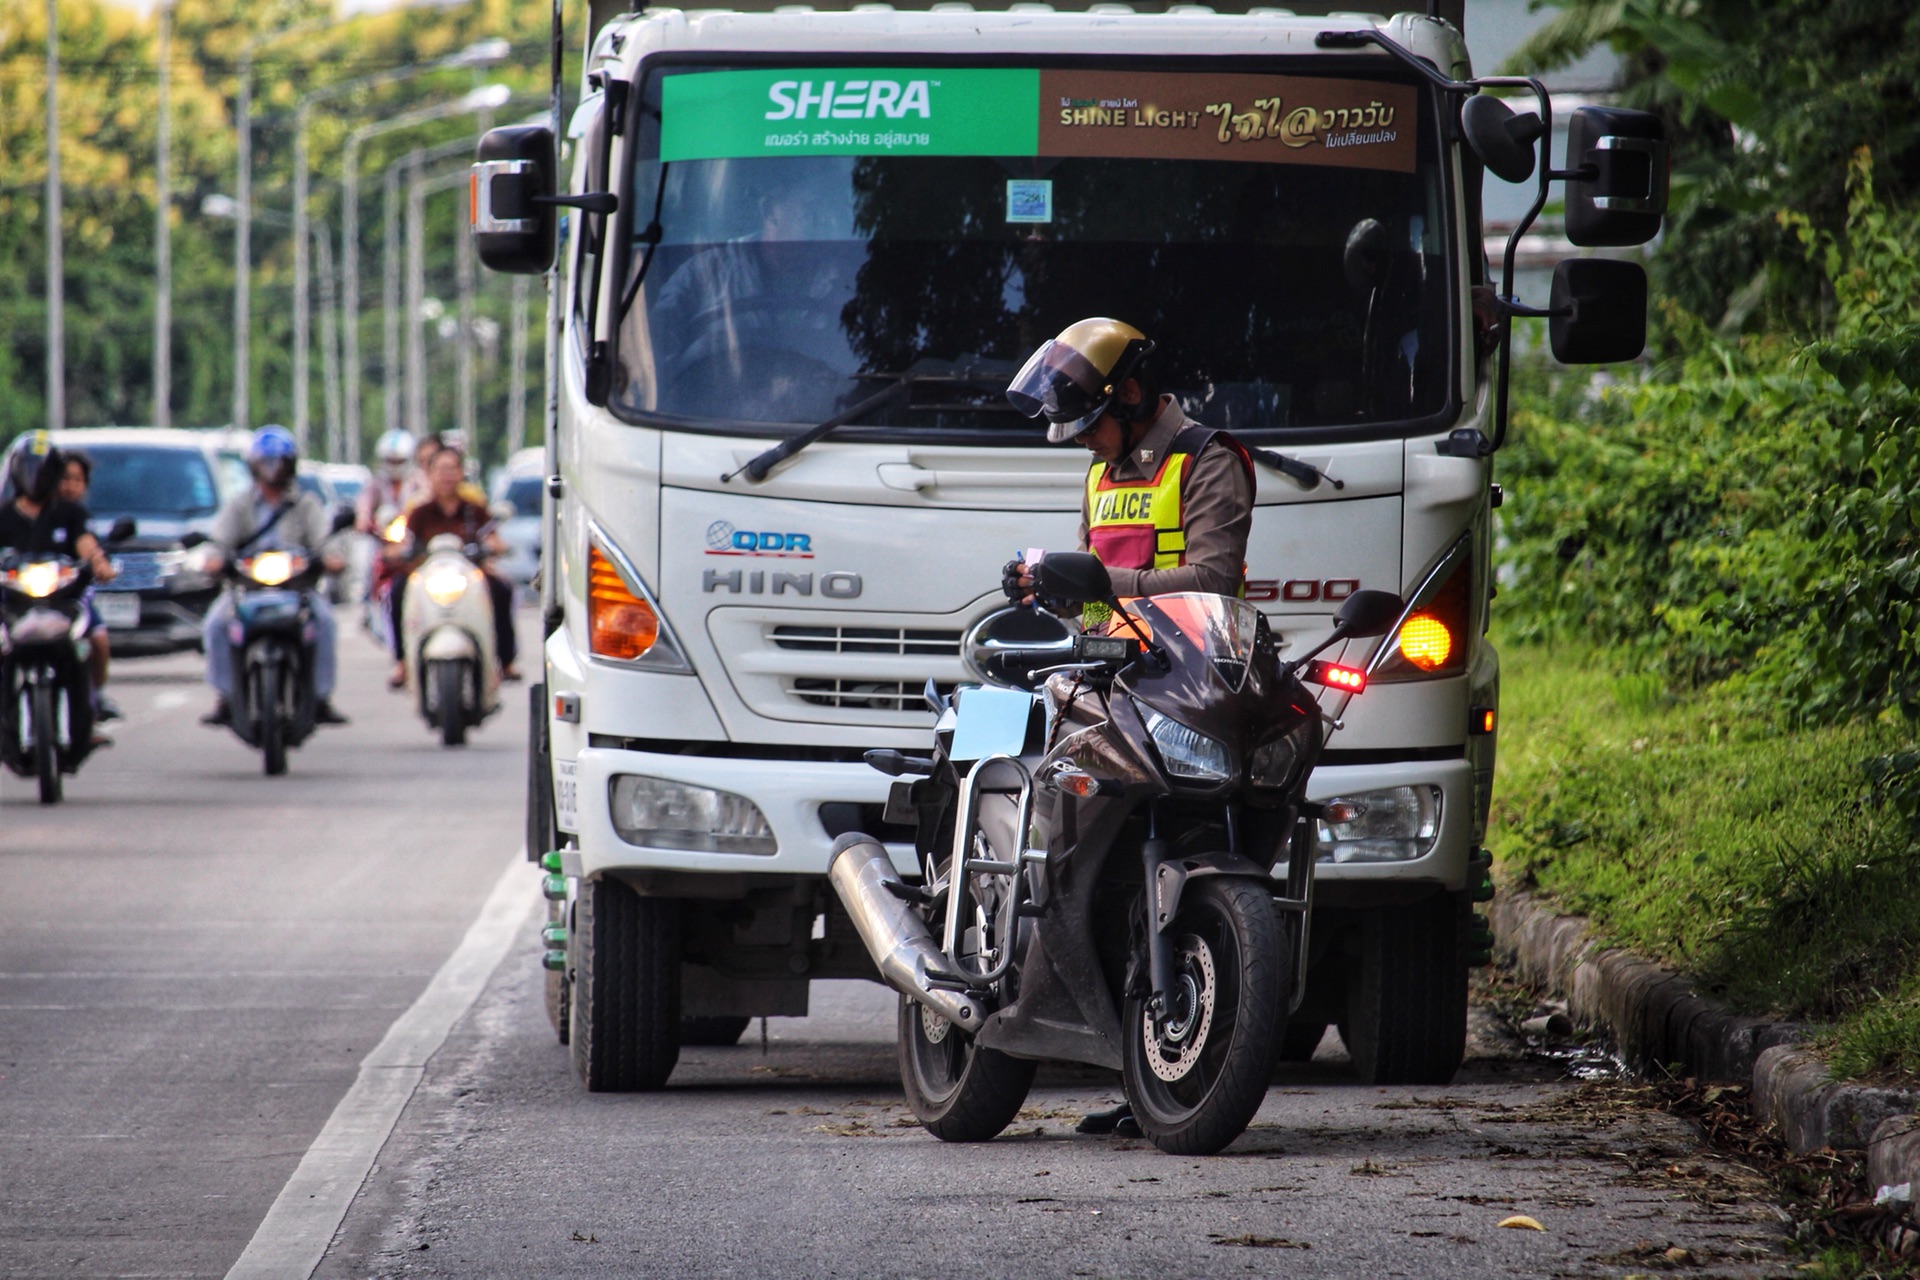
[609,775,778,854]
[1144,710,1229,782]
[1314,785,1442,863]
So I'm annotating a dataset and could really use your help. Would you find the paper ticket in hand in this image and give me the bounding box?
[1024,548,1047,568]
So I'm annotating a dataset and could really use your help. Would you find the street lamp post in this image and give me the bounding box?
[153,0,173,427]
[294,52,508,458]
[339,79,511,462]
[405,164,480,441]
[45,0,63,430]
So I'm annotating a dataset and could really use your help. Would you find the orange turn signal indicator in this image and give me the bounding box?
[1471,705,1496,735]
[588,546,659,661]
[1397,612,1454,671]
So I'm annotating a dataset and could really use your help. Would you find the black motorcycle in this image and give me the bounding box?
[189,540,325,777]
[1,518,135,804]
[832,553,1402,1155]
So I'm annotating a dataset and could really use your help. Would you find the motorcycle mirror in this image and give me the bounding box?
[329,506,356,534]
[1032,552,1113,606]
[1330,589,1405,639]
[104,516,136,543]
[178,530,208,549]
[963,605,1074,688]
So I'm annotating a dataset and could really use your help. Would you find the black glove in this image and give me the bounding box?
[1001,557,1028,604]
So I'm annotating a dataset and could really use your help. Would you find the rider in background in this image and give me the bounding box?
[1,432,117,744]
[383,444,518,689]
[199,427,349,728]
[55,450,121,722]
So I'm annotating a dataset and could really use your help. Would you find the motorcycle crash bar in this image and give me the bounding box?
[827,833,989,1031]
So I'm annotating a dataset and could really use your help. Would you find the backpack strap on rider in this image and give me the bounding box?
[1168,425,1256,493]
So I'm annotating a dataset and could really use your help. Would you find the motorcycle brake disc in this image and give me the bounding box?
[1143,935,1217,1082]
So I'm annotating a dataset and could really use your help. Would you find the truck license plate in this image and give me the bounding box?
[555,758,578,832]
[95,593,141,629]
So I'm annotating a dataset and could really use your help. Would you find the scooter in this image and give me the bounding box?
[400,532,500,746]
[831,552,1404,1155]
[0,518,135,803]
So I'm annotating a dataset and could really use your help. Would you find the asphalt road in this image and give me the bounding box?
[0,614,529,1278]
[3,613,1797,1280]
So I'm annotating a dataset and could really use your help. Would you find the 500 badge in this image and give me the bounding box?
[1245,577,1360,604]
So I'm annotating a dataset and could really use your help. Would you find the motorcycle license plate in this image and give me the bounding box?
[95,593,140,629]
[555,758,578,833]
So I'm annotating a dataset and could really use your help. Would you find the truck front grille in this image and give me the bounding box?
[790,678,957,712]
[772,625,961,657]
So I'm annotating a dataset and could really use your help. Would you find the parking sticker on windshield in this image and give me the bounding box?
[1006,179,1053,223]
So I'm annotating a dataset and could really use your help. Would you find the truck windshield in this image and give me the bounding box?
[611,65,1450,441]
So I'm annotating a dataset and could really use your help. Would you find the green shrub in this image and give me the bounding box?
[1499,153,1920,727]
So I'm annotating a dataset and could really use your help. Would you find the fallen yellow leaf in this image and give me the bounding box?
[1496,1215,1546,1232]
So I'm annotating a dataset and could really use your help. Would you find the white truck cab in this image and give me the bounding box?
[473,3,1664,1089]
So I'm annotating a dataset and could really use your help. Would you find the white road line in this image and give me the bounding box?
[225,849,537,1280]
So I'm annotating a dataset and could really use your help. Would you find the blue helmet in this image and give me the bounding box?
[248,425,298,486]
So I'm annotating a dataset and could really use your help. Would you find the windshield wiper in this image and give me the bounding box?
[720,357,1017,485]
[1248,446,1342,491]
[614,161,671,328]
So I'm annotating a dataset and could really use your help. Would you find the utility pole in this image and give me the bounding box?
[316,222,343,460]
[44,0,64,430]
[507,273,529,457]
[456,178,476,450]
[405,152,426,437]
[382,160,403,439]
[153,0,173,427]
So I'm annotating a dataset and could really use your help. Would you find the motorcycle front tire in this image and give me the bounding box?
[1123,876,1285,1156]
[897,993,1035,1142]
[256,660,287,776]
[432,658,467,747]
[31,679,61,804]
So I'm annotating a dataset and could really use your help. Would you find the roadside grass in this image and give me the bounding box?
[1488,639,1920,1082]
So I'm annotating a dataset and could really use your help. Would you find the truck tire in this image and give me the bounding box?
[682,1016,752,1047]
[1277,1021,1328,1063]
[570,876,680,1091]
[1338,891,1468,1085]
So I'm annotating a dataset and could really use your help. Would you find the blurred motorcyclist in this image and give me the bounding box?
[357,428,418,534]
[199,426,349,727]
[2,431,117,745]
[384,444,517,688]
[54,449,120,721]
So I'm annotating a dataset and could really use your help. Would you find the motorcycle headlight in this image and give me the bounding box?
[243,551,304,586]
[1144,710,1230,783]
[1249,733,1299,789]
[15,561,73,598]
[423,565,473,607]
[1314,785,1443,863]
[609,775,777,854]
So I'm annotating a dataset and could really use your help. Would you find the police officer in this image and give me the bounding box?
[1003,319,1256,1138]
[1003,317,1254,622]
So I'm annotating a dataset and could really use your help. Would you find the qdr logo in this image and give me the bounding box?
[705,520,815,558]
[764,79,934,122]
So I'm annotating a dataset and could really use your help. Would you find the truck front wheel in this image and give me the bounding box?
[570,876,681,1090]
[1338,891,1468,1085]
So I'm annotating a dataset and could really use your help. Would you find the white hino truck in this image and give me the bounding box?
[472,1,1664,1090]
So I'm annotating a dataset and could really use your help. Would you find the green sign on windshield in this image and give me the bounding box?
[661,68,1040,160]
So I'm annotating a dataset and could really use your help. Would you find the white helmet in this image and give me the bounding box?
[375,428,416,478]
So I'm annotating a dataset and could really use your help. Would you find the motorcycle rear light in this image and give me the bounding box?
[588,546,659,661]
[1304,660,1367,692]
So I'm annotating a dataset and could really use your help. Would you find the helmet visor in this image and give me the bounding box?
[1006,340,1114,442]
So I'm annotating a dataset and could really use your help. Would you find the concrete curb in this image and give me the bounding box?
[1489,887,1920,1218]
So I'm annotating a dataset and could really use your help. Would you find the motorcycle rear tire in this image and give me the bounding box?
[569,876,680,1091]
[897,993,1035,1142]
[432,659,467,747]
[1123,877,1285,1156]
[257,662,287,776]
[32,680,61,805]
[1338,893,1468,1085]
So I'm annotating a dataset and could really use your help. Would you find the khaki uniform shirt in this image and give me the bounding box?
[1076,397,1254,598]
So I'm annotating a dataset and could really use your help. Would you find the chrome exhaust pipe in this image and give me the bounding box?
[828,833,988,1031]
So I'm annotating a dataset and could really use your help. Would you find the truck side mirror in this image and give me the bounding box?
[1564,106,1669,247]
[1461,93,1544,185]
[472,125,557,275]
[1549,258,1647,364]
